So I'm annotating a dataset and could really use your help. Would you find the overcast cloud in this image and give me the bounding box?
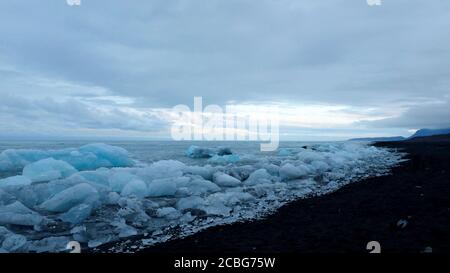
[1,0,449,140]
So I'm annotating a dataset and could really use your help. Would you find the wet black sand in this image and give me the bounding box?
[100,137,450,254]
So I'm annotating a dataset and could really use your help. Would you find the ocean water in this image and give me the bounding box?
[0,140,402,252]
[0,140,324,168]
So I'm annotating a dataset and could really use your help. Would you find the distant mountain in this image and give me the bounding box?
[409,128,450,139]
[349,136,406,142]
[405,133,450,143]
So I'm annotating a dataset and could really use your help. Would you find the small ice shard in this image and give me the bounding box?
[88,236,112,248]
[244,169,272,186]
[423,247,433,253]
[23,158,77,182]
[147,178,177,197]
[28,236,71,253]
[121,179,148,198]
[213,172,241,187]
[70,226,88,243]
[207,191,254,207]
[397,219,408,229]
[59,203,93,225]
[177,196,206,211]
[279,163,310,181]
[112,219,138,238]
[0,201,44,227]
[203,200,231,216]
[40,183,99,213]
[156,207,181,219]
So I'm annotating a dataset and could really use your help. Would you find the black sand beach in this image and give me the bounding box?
[125,137,450,254]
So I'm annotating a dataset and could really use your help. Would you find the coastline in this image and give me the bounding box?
[113,139,450,254]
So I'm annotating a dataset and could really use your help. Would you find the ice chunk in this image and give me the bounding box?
[0,201,44,227]
[184,165,215,180]
[156,207,181,219]
[147,178,177,197]
[28,236,71,253]
[0,149,47,172]
[311,160,330,172]
[74,169,110,186]
[137,160,185,180]
[0,189,16,206]
[179,176,220,195]
[40,183,99,213]
[0,143,134,173]
[75,143,134,169]
[121,179,148,198]
[177,196,206,211]
[213,172,241,187]
[208,154,240,165]
[107,192,120,205]
[279,163,310,181]
[0,227,27,252]
[207,191,254,207]
[88,236,113,248]
[23,158,77,182]
[112,219,137,238]
[244,169,272,186]
[297,150,325,163]
[109,172,137,192]
[59,203,93,225]
[185,145,232,158]
[0,176,32,188]
[278,148,294,156]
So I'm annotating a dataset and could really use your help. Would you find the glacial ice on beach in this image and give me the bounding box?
[23,158,78,183]
[0,176,32,188]
[185,145,233,158]
[0,226,27,252]
[0,142,403,252]
[40,183,99,213]
[0,201,44,227]
[0,143,134,172]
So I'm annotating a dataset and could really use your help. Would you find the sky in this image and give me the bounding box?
[1,0,450,141]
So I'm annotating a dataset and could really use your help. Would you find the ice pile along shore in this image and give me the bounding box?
[0,142,402,252]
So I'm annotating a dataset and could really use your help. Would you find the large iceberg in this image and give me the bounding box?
[0,142,403,252]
